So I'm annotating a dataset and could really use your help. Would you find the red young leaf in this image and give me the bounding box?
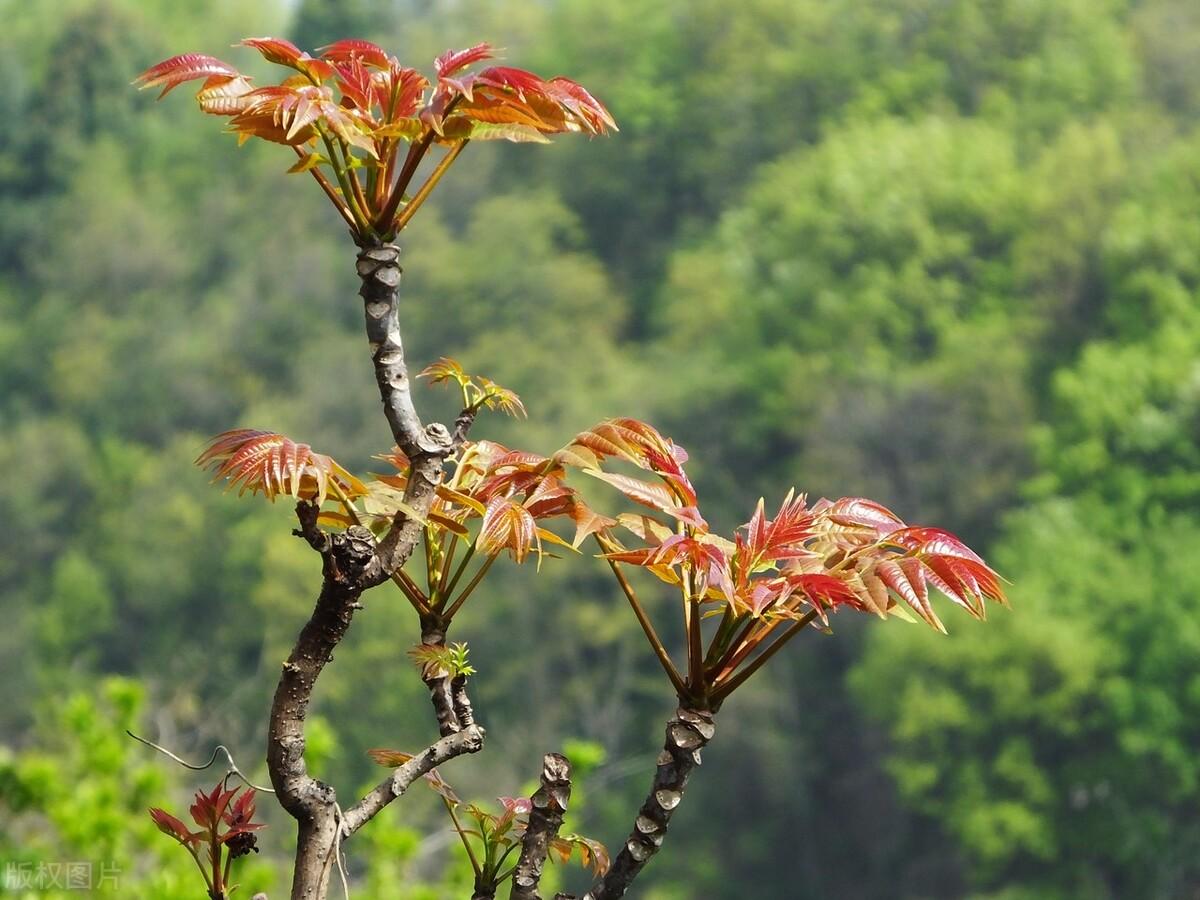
[240,37,304,66]
[331,56,378,112]
[386,65,429,119]
[221,787,265,836]
[570,500,618,548]
[134,54,240,98]
[562,419,697,510]
[149,807,201,847]
[820,496,906,534]
[787,572,861,615]
[140,36,614,240]
[585,470,679,516]
[435,43,494,78]
[240,37,335,81]
[741,490,814,564]
[196,75,255,115]
[496,795,533,830]
[196,429,368,504]
[319,39,392,70]
[544,77,618,134]
[474,66,547,100]
[477,496,539,563]
[550,833,612,876]
[876,557,942,631]
[189,782,238,831]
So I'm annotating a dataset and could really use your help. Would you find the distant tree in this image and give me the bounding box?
[134,36,1004,899]
[851,135,1200,898]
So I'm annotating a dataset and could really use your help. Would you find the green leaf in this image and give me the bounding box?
[467,122,552,144]
[286,152,329,174]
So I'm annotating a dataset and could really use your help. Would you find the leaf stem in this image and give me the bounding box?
[187,846,214,893]
[290,145,356,229]
[703,606,737,668]
[326,479,362,527]
[684,573,704,694]
[336,134,377,225]
[391,140,469,233]
[438,543,477,609]
[706,614,756,679]
[378,97,465,229]
[423,526,437,594]
[392,566,433,617]
[434,530,461,605]
[319,129,373,235]
[210,838,222,900]
[711,609,820,702]
[442,553,497,620]
[377,132,432,228]
[444,795,483,877]
[596,535,688,697]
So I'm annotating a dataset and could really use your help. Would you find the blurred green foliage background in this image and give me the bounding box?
[2,0,1200,897]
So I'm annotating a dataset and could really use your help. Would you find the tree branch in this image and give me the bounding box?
[510,753,572,900]
[341,724,486,835]
[419,619,462,737]
[451,673,477,729]
[264,240,490,897]
[269,509,382,899]
[581,708,716,900]
[355,242,456,576]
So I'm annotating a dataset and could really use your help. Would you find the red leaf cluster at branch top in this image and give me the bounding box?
[135,37,615,238]
[562,417,1006,634]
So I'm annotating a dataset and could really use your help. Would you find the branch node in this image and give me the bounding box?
[582,708,716,900]
[510,752,572,900]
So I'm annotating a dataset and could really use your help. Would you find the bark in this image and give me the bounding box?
[265,245,482,900]
[268,515,380,899]
[420,621,461,737]
[582,708,716,900]
[510,754,572,900]
[451,673,476,728]
[356,242,454,574]
[341,723,485,834]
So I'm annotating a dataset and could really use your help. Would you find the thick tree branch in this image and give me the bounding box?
[341,724,486,834]
[581,708,716,900]
[510,753,572,900]
[266,242,489,898]
[269,509,381,899]
[356,242,455,576]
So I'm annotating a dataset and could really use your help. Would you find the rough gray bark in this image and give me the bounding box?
[268,511,380,899]
[356,242,454,574]
[581,708,716,900]
[451,672,476,728]
[510,753,572,900]
[266,244,482,900]
[342,724,485,833]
